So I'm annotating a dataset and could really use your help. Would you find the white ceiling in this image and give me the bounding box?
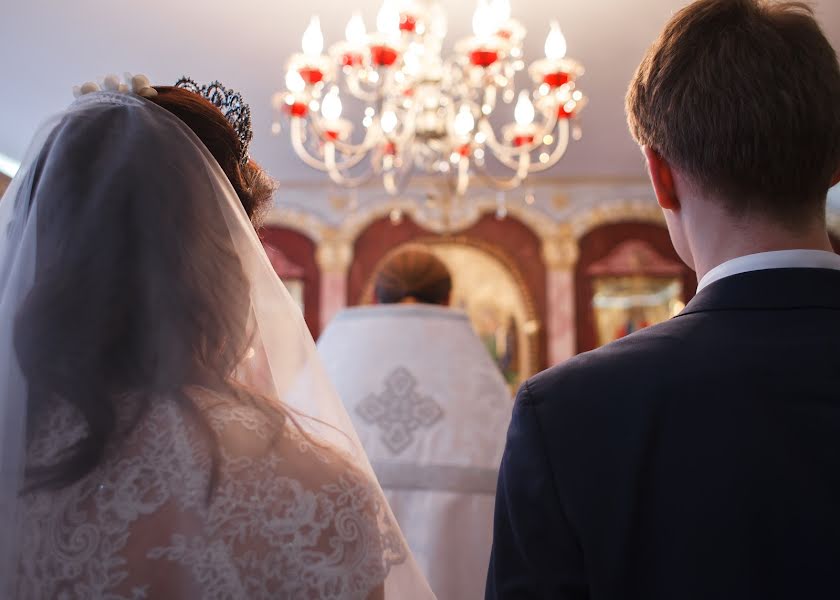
[2,0,840,187]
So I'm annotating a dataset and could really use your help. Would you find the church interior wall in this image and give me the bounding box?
[257,179,840,377]
[260,226,321,338]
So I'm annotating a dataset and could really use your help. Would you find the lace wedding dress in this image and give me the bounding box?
[18,390,404,599]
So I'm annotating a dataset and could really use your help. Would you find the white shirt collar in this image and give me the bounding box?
[697,249,840,293]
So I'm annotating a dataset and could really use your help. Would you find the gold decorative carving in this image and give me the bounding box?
[571,200,664,239]
[263,206,327,242]
[328,194,351,212]
[316,230,354,273]
[587,239,683,276]
[335,193,557,239]
[552,193,570,210]
[541,225,579,270]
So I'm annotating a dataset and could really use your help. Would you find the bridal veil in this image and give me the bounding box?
[0,89,434,599]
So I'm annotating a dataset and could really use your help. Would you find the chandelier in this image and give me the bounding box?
[275,0,587,199]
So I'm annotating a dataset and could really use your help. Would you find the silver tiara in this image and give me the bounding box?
[175,77,253,166]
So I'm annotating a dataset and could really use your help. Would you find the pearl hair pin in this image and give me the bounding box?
[72,73,158,99]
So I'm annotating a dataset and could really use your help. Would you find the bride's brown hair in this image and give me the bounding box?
[148,86,275,226]
[15,91,282,494]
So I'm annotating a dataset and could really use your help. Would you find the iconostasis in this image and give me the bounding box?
[259,194,840,384]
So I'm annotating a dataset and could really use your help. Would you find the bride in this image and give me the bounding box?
[0,75,434,599]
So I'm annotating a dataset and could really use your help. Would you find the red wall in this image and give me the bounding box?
[260,227,321,338]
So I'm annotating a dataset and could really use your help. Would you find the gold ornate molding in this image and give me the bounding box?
[315,230,354,273]
[571,200,665,240]
[334,196,560,239]
[541,225,579,270]
[262,206,328,242]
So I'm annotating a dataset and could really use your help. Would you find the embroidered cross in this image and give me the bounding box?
[356,367,444,455]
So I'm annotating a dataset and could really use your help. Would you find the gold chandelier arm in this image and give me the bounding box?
[481,85,498,115]
[308,116,380,159]
[472,150,532,191]
[290,118,332,172]
[382,143,418,196]
[323,142,378,187]
[477,121,524,170]
[477,92,561,161]
[455,154,470,197]
[291,118,376,178]
[525,118,570,173]
[344,65,403,105]
[346,75,382,102]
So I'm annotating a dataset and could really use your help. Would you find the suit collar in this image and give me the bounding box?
[678,268,840,317]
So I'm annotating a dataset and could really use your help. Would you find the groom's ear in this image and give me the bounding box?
[643,147,680,211]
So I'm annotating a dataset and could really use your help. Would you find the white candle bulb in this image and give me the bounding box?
[490,0,511,25]
[514,91,535,126]
[381,110,398,134]
[544,21,567,61]
[377,0,400,36]
[472,0,495,39]
[430,4,448,39]
[321,87,343,121]
[285,70,305,93]
[453,105,475,137]
[302,16,324,58]
[345,13,367,46]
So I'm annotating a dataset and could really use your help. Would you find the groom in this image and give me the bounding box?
[487,0,840,598]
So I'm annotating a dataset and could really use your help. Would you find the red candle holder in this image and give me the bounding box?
[284,101,309,118]
[457,35,506,69]
[329,42,369,70]
[530,57,584,89]
[543,71,571,88]
[399,14,417,33]
[457,143,472,157]
[513,134,535,147]
[470,49,500,67]
[298,67,324,85]
[342,53,363,67]
[320,119,352,142]
[287,54,335,88]
[557,105,575,119]
[384,141,397,155]
[371,44,399,67]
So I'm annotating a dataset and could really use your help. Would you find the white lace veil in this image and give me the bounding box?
[0,90,434,598]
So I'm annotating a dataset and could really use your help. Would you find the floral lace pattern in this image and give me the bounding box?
[17,391,406,599]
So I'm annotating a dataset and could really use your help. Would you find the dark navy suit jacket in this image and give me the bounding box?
[487,268,840,599]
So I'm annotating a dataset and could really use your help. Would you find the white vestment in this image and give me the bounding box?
[317,305,514,600]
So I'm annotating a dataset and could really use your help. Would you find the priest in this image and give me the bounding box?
[317,246,513,600]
